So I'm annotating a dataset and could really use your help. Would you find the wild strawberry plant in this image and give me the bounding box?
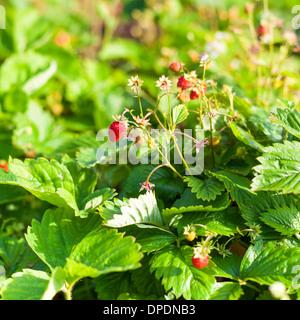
[1,51,300,301]
[1,0,300,301]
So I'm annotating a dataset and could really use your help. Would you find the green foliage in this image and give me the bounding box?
[1,0,300,301]
[252,141,300,194]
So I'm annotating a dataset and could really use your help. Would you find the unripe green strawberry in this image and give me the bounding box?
[184,230,196,241]
[183,224,197,241]
[108,121,127,142]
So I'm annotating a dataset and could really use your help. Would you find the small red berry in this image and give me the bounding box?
[169,62,182,73]
[192,254,209,269]
[177,75,192,90]
[0,164,8,172]
[108,121,127,142]
[177,90,190,103]
[257,24,270,38]
[190,90,199,100]
[190,86,207,100]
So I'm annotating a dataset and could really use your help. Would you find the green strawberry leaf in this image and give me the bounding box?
[183,176,225,201]
[0,157,114,217]
[178,207,246,237]
[209,282,243,300]
[150,245,216,300]
[1,269,64,300]
[229,121,266,152]
[161,190,231,225]
[260,204,300,236]
[251,140,300,194]
[239,190,296,225]
[0,157,79,212]
[211,252,242,280]
[269,105,300,139]
[68,228,142,276]
[125,164,184,200]
[209,170,254,208]
[172,104,189,125]
[102,191,164,228]
[25,207,103,270]
[121,224,177,253]
[240,241,300,286]
[26,207,143,283]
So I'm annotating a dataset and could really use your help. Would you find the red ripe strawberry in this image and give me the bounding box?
[0,164,8,172]
[190,86,207,100]
[108,121,127,142]
[190,90,199,100]
[169,62,182,73]
[257,24,270,38]
[177,75,192,90]
[192,254,209,269]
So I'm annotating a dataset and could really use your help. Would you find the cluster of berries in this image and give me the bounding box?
[108,56,210,143]
[169,62,207,103]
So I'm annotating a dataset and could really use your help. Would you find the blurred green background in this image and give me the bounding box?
[0,0,299,163]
